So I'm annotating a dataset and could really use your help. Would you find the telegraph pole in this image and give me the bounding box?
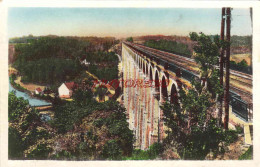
[224,7,231,130]
[219,7,226,126]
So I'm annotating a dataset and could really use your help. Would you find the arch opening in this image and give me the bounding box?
[150,66,153,81]
[146,64,148,75]
[155,71,160,100]
[143,61,145,73]
[170,84,178,104]
[161,76,168,101]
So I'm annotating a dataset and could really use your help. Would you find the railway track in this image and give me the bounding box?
[124,42,252,103]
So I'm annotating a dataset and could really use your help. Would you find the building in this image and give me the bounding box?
[80,59,90,66]
[58,82,77,98]
[35,87,43,95]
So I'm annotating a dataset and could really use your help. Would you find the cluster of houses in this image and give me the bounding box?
[34,82,77,98]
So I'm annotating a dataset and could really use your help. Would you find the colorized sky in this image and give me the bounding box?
[8,8,252,38]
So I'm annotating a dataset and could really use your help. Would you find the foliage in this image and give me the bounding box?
[126,37,133,42]
[94,86,108,102]
[144,39,191,57]
[8,127,24,158]
[85,51,118,64]
[8,91,55,159]
[122,143,163,160]
[230,59,252,74]
[8,91,29,121]
[161,95,226,159]
[160,32,237,160]
[72,89,94,106]
[89,64,119,81]
[9,74,27,92]
[78,100,134,159]
[27,144,52,159]
[52,99,95,134]
[239,146,253,160]
[230,35,252,48]
[101,140,123,160]
[14,57,83,85]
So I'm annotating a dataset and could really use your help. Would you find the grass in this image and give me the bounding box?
[122,143,163,160]
[239,146,253,160]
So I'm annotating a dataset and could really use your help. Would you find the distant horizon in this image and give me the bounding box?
[8,8,252,38]
[9,33,253,41]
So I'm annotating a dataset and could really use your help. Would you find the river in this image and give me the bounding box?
[9,80,51,106]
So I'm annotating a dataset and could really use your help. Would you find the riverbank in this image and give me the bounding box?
[14,76,46,93]
[9,74,53,104]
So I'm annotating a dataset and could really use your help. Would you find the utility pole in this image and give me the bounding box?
[224,7,231,130]
[219,7,226,126]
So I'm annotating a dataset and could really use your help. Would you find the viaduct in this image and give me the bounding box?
[120,42,253,150]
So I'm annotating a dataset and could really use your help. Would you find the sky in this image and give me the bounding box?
[8,8,252,38]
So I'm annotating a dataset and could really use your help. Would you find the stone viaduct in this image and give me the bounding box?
[120,42,253,149]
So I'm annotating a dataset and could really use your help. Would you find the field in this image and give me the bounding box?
[231,53,252,66]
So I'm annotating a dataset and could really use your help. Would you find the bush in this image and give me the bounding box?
[27,144,52,159]
[102,140,123,160]
[8,127,24,159]
[122,142,163,160]
[224,130,239,145]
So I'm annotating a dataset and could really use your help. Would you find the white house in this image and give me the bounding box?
[58,82,77,98]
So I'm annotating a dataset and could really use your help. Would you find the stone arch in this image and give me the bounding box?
[139,57,141,69]
[143,60,145,73]
[146,63,148,75]
[149,66,153,81]
[154,70,160,100]
[161,75,168,101]
[170,83,178,104]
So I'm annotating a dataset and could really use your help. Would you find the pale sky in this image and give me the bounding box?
[8,8,252,38]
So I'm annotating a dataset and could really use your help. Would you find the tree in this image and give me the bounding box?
[8,127,24,158]
[126,37,133,42]
[160,32,226,159]
[102,140,123,160]
[8,91,29,121]
[94,86,108,102]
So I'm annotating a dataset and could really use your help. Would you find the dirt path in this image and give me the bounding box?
[14,76,46,92]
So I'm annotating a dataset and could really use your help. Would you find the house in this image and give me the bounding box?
[80,59,90,66]
[35,87,43,95]
[58,82,77,98]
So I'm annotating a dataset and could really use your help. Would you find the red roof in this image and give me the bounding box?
[64,82,77,90]
[36,87,42,92]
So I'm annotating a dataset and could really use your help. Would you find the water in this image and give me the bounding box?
[40,114,52,122]
[9,80,51,106]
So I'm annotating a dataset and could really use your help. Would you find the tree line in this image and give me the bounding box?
[144,39,192,58]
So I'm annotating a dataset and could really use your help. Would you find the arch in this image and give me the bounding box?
[140,58,142,69]
[161,76,168,101]
[146,63,148,75]
[149,66,153,80]
[155,70,160,100]
[170,83,178,104]
[138,57,140,68]
[143,60,145,73]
